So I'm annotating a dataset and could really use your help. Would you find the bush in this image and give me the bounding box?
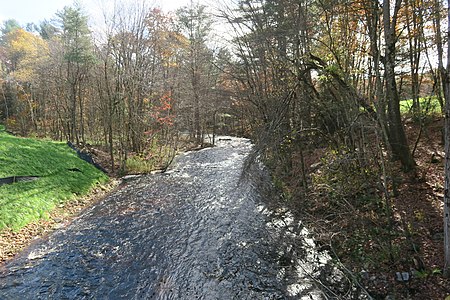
[125,155,155,174]
[311,149,379,206]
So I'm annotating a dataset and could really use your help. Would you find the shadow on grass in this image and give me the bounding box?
[0,133,108,231]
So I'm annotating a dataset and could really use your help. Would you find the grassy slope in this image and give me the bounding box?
[0,127,108,230]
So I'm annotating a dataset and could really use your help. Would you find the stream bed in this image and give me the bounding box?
[0,137,352,299]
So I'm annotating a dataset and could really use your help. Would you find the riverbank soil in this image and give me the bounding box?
[284,117,450,299]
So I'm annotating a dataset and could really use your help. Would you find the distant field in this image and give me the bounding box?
[400,96,442,116]
[0,127,108,230]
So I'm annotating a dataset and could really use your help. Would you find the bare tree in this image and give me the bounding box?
[177,2,214,144]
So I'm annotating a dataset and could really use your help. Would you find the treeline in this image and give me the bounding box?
[217,0,450,281]
[5,0,443,174]
[220,0,447,172]
[0,2,234,173]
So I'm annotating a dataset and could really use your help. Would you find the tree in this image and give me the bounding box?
[433,0,446,109]
[383,0,416,171]
[443,0,450,278]
[96,2,183,171]
[176,2,213,143]
[0,27,49,133]
[1,28,48,79]
[57,4,94,144]
[1,19,21,36]
[38,20,59,40]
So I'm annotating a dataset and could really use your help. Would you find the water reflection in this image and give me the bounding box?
[0,137,352,299]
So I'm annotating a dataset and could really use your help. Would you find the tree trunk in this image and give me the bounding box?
[443,0,450,277]
[78,77,85,145]
[444,68,450,277]
[365,0,391,154]
[433,0,446,111]
[383,0,415,171]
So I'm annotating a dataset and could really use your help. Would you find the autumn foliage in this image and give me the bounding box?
[151,92,175,127]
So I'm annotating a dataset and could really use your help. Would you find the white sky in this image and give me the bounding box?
[0,0,236,52]
[0,0,192,26]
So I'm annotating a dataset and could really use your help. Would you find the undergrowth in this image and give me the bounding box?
[307,149,397,268]
[400,96,442,118]
[264,137,413,292]
[267,121,450,298]
[125,137,175,174]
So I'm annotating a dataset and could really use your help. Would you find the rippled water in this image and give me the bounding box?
[0,137,352,299]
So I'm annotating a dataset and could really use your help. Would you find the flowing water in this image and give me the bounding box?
[0,137,351,299]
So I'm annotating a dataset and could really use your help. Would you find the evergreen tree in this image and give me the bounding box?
[57,4,94,143]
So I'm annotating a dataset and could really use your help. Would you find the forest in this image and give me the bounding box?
[1,0,450,298]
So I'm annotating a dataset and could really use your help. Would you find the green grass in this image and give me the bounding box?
[125,137,176,174]
[400,96,442,116]
[0,127,108,230]
[126,156,155,174]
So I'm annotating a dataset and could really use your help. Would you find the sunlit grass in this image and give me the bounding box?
[400,96,442,116]
[0,127,108,231]
[126,156,156,174]
[125,135,176,174]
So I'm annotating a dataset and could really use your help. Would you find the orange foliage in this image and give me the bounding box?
[151,92,175,126]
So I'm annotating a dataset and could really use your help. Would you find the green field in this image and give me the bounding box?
[0,126,108,230]
[400,96,442,116]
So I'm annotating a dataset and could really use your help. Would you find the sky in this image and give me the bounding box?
[0,0,192,27]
